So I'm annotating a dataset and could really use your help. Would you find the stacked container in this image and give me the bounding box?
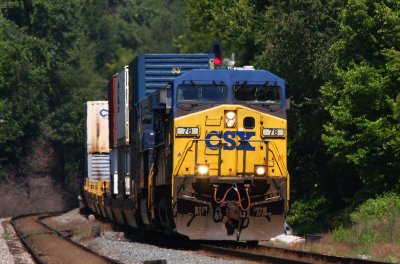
[85,101,110,180]
[108,67,130,197]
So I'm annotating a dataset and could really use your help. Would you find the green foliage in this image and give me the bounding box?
[180,0,255,64]
[0,15,51,166]
[321,0,400,200]
[351,192,400,223]
[0,0,187,187]
[331,0,400,68]
[331,225,352,242]
[332,193,400,244]
[1,232,10,240]
[287,196,330,235]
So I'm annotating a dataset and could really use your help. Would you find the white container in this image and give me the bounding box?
[87,153,110,180]
[85,101,109,154]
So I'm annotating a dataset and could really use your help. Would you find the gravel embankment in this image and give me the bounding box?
[91,235,248,264]
[0,218,34,264]
[0,218,13,264]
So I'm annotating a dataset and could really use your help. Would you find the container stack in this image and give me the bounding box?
[85,101,110,180]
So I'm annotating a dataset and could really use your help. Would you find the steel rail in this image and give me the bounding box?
[200,243,391,264]
[200,244,310,264]
[256,244,390,264]
[37,214,123,264]
[10,212,121,264]
[10,213,45,264]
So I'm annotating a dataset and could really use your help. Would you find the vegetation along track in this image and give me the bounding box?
[11,212,121,264]
[199,243,391,264]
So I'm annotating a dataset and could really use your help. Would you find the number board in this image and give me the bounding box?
[262,128,285,138]
[176,127,199,136]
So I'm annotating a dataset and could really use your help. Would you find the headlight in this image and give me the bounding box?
[225,111,236,128]
[255,165,266,176]
[197,164,209,176]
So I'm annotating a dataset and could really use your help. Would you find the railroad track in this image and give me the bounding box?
[11,211,390,264]
[199,243,390,264]
[11,212,121,264]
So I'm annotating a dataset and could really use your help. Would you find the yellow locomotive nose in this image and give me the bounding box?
[173,104,287,179]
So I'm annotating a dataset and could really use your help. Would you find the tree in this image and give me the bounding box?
[0,0,190,190]
[253,0,342,201]
[321,0,400,201]
[0,15,51,179]
[179,0,256,64]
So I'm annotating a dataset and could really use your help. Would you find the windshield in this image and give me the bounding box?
[234,83,281,104]
[177,84,226,102]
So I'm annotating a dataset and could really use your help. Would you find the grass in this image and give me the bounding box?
[332,193,400,244]
[315,193,400,262]
[1,232,10,240]
[276,193,400,263]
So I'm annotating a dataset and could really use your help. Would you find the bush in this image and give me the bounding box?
[351,193,400,223]
[332,193,400,244]
[287,196,330,235]
[331,225,352,242]
[0,177,69,218]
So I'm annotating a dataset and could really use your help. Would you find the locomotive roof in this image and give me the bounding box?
[173,69,285,86]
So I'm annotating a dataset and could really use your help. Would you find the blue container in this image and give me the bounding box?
[130,54,214,104]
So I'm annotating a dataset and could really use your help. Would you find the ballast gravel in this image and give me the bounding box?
[91,236,247,264]
[0,218,13,264]
[49,209,253,264]
[0,218,35,264]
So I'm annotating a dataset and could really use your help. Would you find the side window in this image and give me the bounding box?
[177,85,226,102]
[179,86,199,100]
[234,84,281,103]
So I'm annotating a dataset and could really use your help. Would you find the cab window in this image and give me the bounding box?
[234,84,281,104]
[178,84,226,102]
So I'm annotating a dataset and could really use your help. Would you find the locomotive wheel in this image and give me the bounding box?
[140,197,151,225]
[158,196,174,233]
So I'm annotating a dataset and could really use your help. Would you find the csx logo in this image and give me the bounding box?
[205,131,255,151]
[99,109,109,118]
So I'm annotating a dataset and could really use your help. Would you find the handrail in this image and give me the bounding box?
[174,137,288,178]
[172,139,195,177]
[192,138,223,176]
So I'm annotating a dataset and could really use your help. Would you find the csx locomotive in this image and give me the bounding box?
[83,53,289,242]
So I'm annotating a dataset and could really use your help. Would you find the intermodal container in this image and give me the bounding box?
[130,54,214,104]
[117,66,129,146]
[85,101,109,154]
[87,154,110,180]
[108,67,130,148]
[108,75,118,148]
[85,101,110,180]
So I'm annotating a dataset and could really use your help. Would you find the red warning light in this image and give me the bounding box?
[211,42,223,67]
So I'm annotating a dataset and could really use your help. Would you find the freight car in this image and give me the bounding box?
[83,53,290,242]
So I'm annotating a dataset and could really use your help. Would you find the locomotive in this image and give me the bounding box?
[83,53,289,242]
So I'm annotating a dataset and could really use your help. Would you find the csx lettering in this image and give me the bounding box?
[99,109,109,117]
[205,131,256,151]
